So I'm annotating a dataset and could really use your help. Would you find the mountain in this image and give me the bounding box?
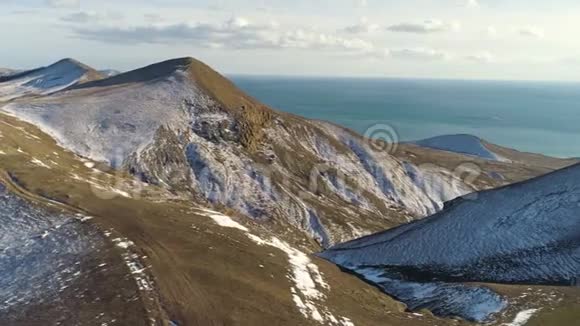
[320,163,580,321]
[412,134,577,169]
[1,57,578,325]
[413,134,510,161]
[0,59,103,102]
[1,57,478,248]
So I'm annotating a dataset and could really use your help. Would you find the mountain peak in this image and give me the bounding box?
[73,57,249,106]
[54,57,83,65]
[0,58,103,101]
[70,57,208,89]
[68,56,273,150]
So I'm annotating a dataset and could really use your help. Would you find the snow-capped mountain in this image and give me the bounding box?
[413,134,510,161]
[0,57,473,247]
[320,163,580,321]
[0,59,103,102]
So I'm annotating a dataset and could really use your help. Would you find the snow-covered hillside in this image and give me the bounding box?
[0,182,148,324]
[1,57,473,247]
[413,134,509,162]
[320,163,580,320]
[0,59,101,101]
[0,183,95,311]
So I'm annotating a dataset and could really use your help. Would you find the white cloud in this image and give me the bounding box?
[355,0,368,8]
[276,29,375,52]
[387,20,461,34]
[61,11,98,23]
[47,0,79,8]
[389,48,451,61]
[486,26,498,37]
[61,11,124,23]
[228,17,251,29]
[343,17,380,34]
[561,56,580,65]
[71,17,375,54]
[465,0,480,8]
[465,52,495,63]
[144,13,163,23]
[517,26,545,38]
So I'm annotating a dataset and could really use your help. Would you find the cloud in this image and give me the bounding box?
[343,17,380,34]
[61,11,124,23]
[560,56,580,66]
[486,26,498,37]
[517,26,545,38]
[355,0,368,8]
[11,9,40,15]
[465,52,495,63]
[465,0,480,8]
[387,20,461,34]
[47,0,79,8]
[388,48,451,61]
[70,17,375,53]
[144,13,163,23]
[61,11,98,23]
[72,19,274,49]
[279,30,374,52]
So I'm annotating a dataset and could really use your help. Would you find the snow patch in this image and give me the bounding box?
[111,236,153,291]
[503,309,539,326]
[110,188,131,198]
[31,158,51,169]
[200,208,249,232]
[112,238,134,249]
[199,208,352,325]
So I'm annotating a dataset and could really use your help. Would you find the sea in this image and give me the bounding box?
[232,76,580,158]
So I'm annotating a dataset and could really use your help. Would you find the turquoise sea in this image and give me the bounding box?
[232,76,580,158]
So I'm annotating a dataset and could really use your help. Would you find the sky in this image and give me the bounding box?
[1,0,580,80]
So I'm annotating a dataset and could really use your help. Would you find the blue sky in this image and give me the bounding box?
[1,0,580,80]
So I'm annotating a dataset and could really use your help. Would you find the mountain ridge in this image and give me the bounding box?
[320,161,580,321]
[0,56,477,248]
[0,58,103,101]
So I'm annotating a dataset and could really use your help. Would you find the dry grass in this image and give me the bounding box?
[183,57,274,151]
